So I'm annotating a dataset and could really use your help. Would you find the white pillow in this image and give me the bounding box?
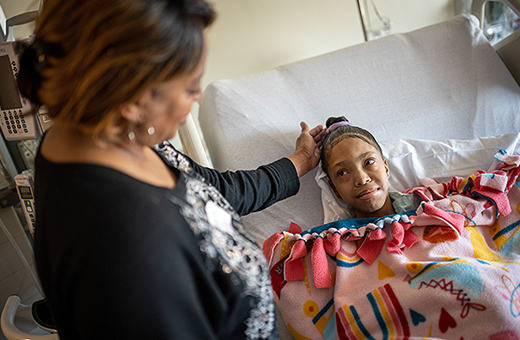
[316,132,520,223]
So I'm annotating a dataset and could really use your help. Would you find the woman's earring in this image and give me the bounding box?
[147,126,155,136]
[128,125,136,141]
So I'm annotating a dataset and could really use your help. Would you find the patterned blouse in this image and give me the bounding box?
[35,140,300,339]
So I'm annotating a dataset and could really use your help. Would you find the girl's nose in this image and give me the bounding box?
[354,170,371,186]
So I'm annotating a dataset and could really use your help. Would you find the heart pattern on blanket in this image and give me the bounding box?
[406,262,423,275]
[423,226,459,243]
[439,308,457,333]
[410,309,426,326]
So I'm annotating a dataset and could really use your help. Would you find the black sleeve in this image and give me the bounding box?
[183,154,300,216]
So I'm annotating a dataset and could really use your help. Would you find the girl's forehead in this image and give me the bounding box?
[328,137,379,164]
[328,135,378,156]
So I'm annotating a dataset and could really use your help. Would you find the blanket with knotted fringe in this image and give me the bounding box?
[263,149,520,340]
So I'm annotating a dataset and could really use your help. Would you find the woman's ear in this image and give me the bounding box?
[384,159,390,179]
[119,89,153,124]
[119,102,142,124]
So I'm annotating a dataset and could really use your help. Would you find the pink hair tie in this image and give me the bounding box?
[326,121,352,134]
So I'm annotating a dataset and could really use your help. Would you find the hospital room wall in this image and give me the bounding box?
[202,0,457,87]
[1,0,458,82]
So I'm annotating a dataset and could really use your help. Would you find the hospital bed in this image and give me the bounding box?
[181,0,520,338]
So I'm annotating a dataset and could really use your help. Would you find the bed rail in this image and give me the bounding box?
[472,0,520,20]
[177,113,211,167]
[472,0,520,85]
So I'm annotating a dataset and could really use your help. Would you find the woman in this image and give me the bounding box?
[18,0,325,338]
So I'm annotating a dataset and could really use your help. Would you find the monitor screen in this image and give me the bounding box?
[0,54,23,110]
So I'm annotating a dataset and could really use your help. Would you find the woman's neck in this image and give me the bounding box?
[41,124,177,188]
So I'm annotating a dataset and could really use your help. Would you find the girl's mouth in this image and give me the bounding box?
[357,187,379,200]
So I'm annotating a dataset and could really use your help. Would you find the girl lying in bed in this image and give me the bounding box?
[263,116,520,340]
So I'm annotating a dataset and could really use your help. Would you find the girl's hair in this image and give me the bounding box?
[320,116,383,175]
[17,0,215,144]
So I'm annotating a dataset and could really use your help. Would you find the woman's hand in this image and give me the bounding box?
[288,122,327,178]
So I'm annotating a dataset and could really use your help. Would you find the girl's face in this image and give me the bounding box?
[326,136,394,218]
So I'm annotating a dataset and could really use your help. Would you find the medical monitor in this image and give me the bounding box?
[0,42,37,140]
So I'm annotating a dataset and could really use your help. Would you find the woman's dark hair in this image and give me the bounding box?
[17,0,215,144]
[320,116,383,175]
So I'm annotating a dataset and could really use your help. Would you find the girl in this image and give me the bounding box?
[320,116,420,220]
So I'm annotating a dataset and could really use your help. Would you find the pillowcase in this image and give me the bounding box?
[316,132,520,223]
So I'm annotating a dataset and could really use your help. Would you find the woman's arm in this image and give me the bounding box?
[182,122,325,216]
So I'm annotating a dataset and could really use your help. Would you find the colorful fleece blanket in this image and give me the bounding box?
[263,150,520,340]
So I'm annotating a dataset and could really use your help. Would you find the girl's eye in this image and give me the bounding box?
[365,158,376,167]
[337,170,346,177]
